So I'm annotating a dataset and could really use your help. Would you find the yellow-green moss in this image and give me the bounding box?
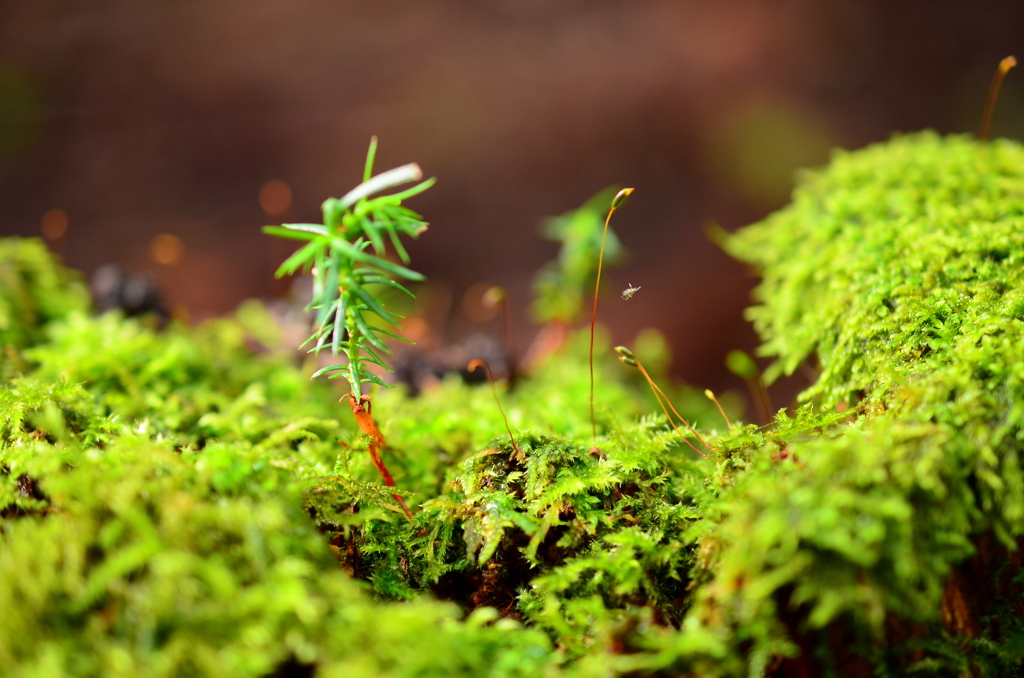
[7,133,1024,676]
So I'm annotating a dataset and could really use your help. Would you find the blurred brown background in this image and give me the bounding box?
[1,0,1022,401]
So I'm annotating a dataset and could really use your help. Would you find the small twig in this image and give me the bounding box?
[980,56,1017,141]
[468,359,523,460]
[704,389,735,432]
[590,187,634,439]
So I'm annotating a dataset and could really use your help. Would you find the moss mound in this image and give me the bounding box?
[715,132,1024,675]
[5,131,1024,676]
[728,131,1024,404]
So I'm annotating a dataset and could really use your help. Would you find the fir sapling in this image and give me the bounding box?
[264,137,434,517]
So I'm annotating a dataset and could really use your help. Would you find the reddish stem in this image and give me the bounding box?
[342,393,413,518]
[590,188,634,439]
[633,359,719,460]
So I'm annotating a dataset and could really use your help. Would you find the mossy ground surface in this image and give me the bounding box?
[4,131,1024,676]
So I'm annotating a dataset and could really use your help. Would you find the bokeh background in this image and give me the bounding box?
[1,0,1022,407]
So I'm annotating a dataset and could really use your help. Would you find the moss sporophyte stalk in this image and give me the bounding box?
[8,129,1024,676]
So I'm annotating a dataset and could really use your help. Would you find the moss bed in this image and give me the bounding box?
[4,132,1024,676]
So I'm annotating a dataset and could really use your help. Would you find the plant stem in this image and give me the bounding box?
[344,394,412,518]
[468,359,522,459]
[980,56,1017,141]
[633,358,719,458]
[337,256,362,401]
[345,311,362,400]
[615,346,718,460]
[705,389,735,432]
[590,187,634,439]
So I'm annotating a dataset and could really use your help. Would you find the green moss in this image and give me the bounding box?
[706,132,1024,675]
[0,438,565,677]
[0,242,717,676]
[0,238,89,376]
[25,310,343,446]
[728,131,1024,406]
[7,132,1024,676]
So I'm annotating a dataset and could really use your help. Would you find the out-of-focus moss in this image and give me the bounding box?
[531,188,625,325]
[0,238,88,351]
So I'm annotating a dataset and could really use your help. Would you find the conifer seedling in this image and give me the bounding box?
[264,137,434,517]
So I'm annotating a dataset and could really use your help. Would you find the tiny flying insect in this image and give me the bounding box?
[621,283,641,300]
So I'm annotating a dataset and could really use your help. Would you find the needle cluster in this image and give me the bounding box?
[264,138,434,398]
